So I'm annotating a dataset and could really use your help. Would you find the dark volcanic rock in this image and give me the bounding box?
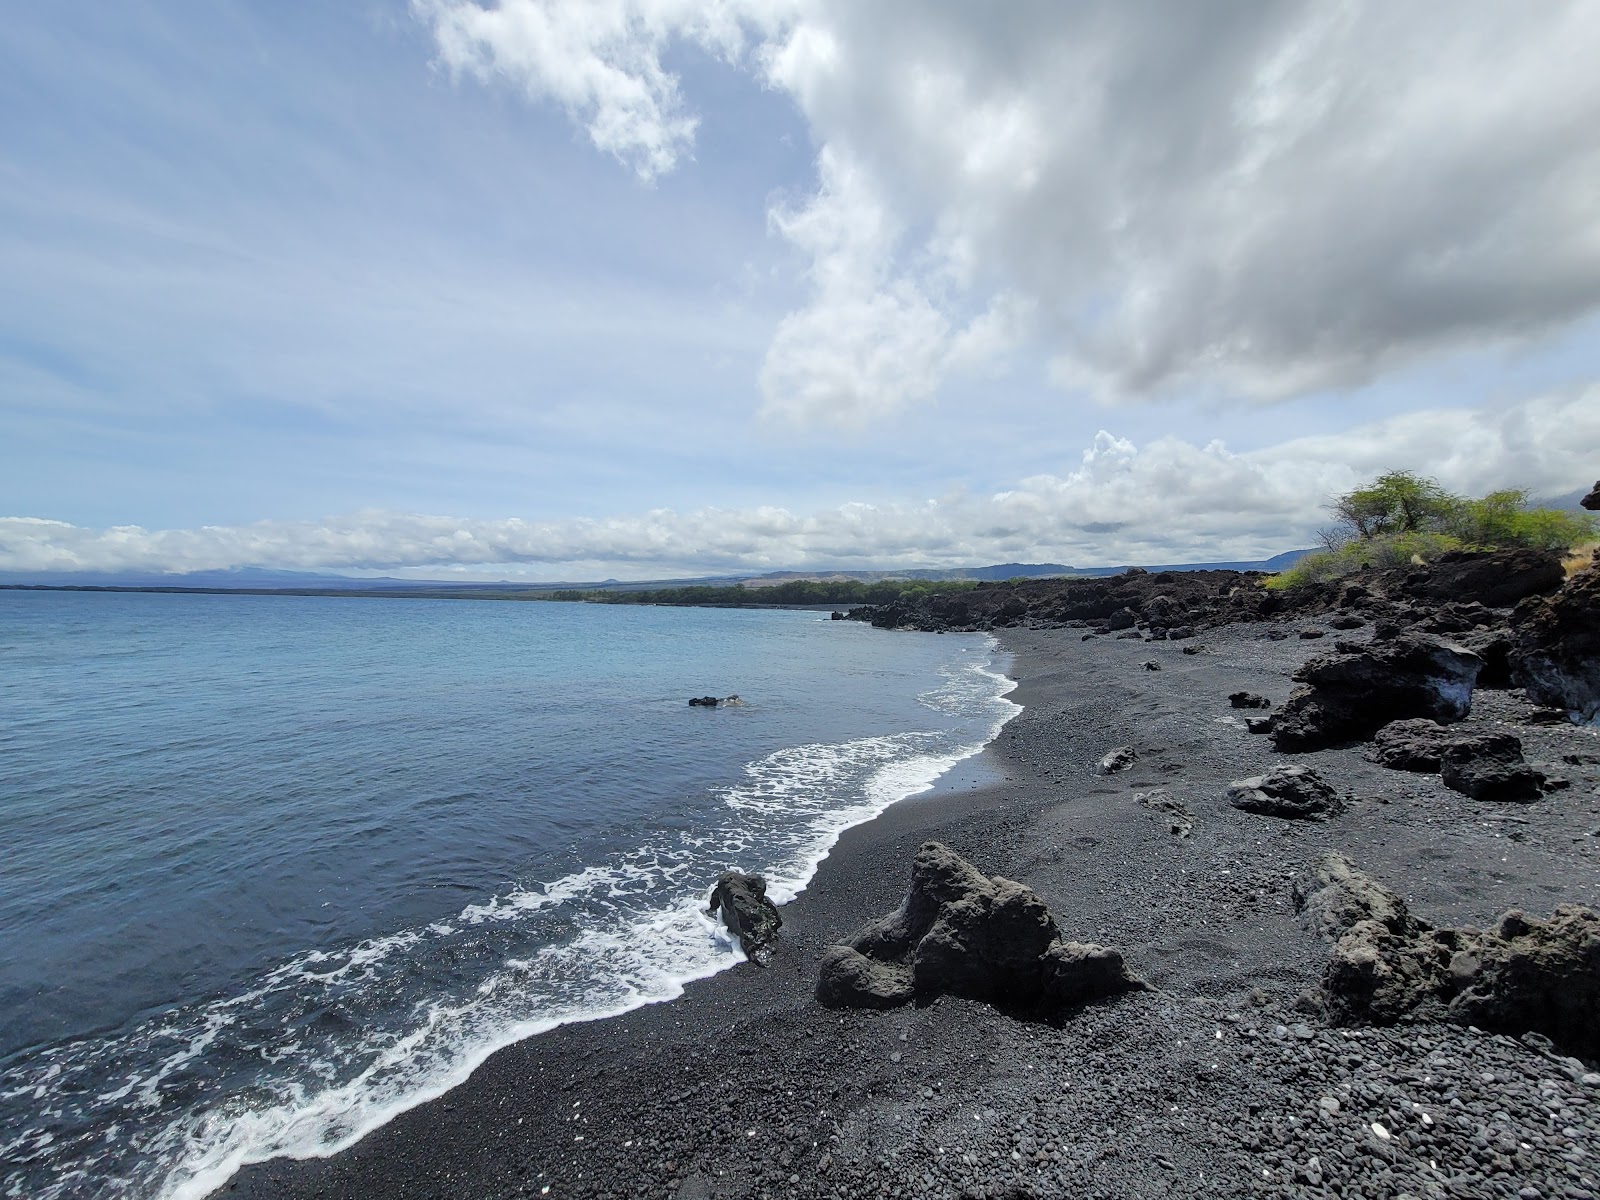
[1245,716,1274,735]
[706,872,783,964]
[1228,692,1271,710]
[1513,563,1600,721]
[815,842,1144,1012]
[1439,732,1545,802]
[1270,633,1482,752]
[1226,765,1343,820]
[1364,718,1459,772]
[813,946,912,1008]
[1396,547,1566,609]
[1297,854,1600,1058]
[1583,480,1600,510]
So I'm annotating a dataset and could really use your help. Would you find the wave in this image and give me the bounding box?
[1,642,1018,1200]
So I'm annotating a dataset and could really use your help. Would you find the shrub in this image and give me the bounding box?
[1269,471,1598,591]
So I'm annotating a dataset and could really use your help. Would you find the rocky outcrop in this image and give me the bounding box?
[845,569,1277,634]
[1393,548,1565,610]
[1226,765,1343,820]
[707,872,783,965]
[1581,480,1599,511]
[1296,854,1600,1059]
[1513,563,1600,722]
[1270,634,1482,751]
[1440,733,1545,802]
[814,842,1144,1013]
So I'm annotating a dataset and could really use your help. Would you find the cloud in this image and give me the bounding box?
[413,0,790,181]
[419,1,1600,423]
[7,387,1593,577]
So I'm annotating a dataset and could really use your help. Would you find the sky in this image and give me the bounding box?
[3,0,1599,581]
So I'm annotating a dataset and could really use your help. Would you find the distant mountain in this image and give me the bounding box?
[0,550,1316,593]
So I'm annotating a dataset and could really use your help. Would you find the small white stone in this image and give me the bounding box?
[1370,1122,1391,1141]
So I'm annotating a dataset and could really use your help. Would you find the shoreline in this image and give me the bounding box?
[225,618,1600,1199]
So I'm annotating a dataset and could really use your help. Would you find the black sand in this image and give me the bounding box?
[224,619,1600,1199]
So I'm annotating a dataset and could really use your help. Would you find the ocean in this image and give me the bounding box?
[0,590,1016,1199]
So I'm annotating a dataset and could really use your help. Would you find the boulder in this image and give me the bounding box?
[1296,854,1600,1058]
[707,872,783,965]
[1270,633,1482,752]
[1141,660,1161,671]
[813,946,912,1009]
[1102,607,1138,632]
[1329,614,1365,630]
[1226,765,1343,820]
[688,695,721,707]
[1228,692,1271,710]
[1439,733,1545,802]
[1513,563,1600,722]
[1583,480,1600,511]
[1365,718,1459,772]
[1245,716,1275,735]
[814,842,1144,1012]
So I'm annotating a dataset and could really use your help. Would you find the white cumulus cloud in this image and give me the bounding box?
[419,1,1600,425]
[6,388,1593,578]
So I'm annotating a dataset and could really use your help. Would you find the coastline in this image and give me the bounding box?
[223,618,1600,1200]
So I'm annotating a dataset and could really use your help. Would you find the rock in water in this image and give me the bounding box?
[1365,718,1459,771]
[1226,765,1343,819]
[1513,563,1600,722]
[1295,853,1600,1059]
[1228,692,1271,709]
[814,842,1144,1012]
[1439,733,1545,802]
[1270,633,1482,751]
[707,872,783,965]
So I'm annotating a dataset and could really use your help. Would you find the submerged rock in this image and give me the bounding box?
[1226,765,1343,820]
[1296,853,1600,1059]
[815,842,1144,1012]
[707,872,783,965]
[1270,633,1482,751]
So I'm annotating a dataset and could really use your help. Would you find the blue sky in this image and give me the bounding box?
[4,1,1599,579]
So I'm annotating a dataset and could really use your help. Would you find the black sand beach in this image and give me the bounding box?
[226,615,1600,1200]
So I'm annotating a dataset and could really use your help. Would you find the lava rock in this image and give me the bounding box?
[1439,733,1545,802]
[1297,854,1600,1058]
[815,842,1144,1012]
[1226,765,1344,820]
[1245,716,1274,735]
[1399,547,1566,609]
[1229,692,1271,710]
[1097,746,1137,775]
[706,872,783,965]
[1270,633,1482,752]
[1328,614,1365,630]
[1365,718,1459,772]
[1512,562,1600,721]
[1141,660,1161,671]
[1583,479,1600,510]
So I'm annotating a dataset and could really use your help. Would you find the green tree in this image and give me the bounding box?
[1329,470,1459,539]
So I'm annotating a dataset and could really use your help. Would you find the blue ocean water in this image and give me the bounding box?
[0,591,1016,1199]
